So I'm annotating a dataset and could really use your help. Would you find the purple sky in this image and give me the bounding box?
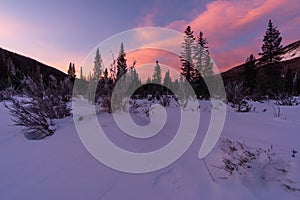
[0,0,299,74]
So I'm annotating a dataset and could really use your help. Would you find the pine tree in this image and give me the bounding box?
[259,19,283,65]
[152,60,162,84]
[131,68,140,88]
[67,62,72,77]
[88,72,93,81]
[202,52,214,77]
[72,63,76,78]
[103,68,109,80]
[93,48,103,81]
[180,26,196,83]
[191,31,212,97]
[173,79,179,89]
[80,66,83,80]
[243,54,257,94]
[296,74,300,95]
[256,20,284,96]
[67,62,76,79]
[146,77,152,84]
[285,68,294,95]
[116,43,127,81]
[193,31,208,76]
[163,70,172,88]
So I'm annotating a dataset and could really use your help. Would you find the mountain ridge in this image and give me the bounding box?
[221,40,300,82]
[0,47,66,90]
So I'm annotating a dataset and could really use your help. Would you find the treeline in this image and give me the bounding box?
[76,19,300,103]
[228,20,300,99]
[0,48,66,91]
[73,26,215,103]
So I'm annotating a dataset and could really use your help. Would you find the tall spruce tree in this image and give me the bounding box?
[257,20,284,95]
[243,54,257,94]
[80,66,83,80]
[116,43,127,81]
[202,52,214,77]
[146,77,152,84]
[93,48,103,81]
[67,62,76,79]
[152,60,162,84]
[285,68,294,95]
[259,19,283,65]
[129,64,140,88]
[163,70,172,88]
[180,26,196,83]
[193,31,208,76]
[192,31,211,97]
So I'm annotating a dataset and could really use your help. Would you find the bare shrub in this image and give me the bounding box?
[275,93,299,106]
[159,95,171,107]
[219,138,300,191]
[4,76,72,139]
[225,81,252,112]
[0,86,15,101]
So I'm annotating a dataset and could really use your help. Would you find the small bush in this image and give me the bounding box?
[219,138,300,191]
[225,82,252,112]
[5,76,72,139]
[0,86,15,101]
[159,95,171,107]
[275,94,299,106]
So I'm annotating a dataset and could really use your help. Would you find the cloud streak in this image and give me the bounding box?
[140,0,300,70]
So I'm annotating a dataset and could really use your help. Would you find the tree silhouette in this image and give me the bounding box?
[259,19,283,65]
[152,60,162,84]
[116,43,127,81]
[93,48,103,81]
[180,26,196,83]
[243,54,256,94]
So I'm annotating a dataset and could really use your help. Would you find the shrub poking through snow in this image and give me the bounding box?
[4,76,72,139]
[219,138,300,192]
[275,94,299,106]
[0,86,15,101]
[225,81,252,112]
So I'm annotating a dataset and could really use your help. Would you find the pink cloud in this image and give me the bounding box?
[165,0,300,70]
[0,14,86,74]
[126,48,181,81]
[137,3,161,27]
[127,48,181,70]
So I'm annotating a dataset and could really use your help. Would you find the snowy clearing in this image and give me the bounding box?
[0,100,300,200]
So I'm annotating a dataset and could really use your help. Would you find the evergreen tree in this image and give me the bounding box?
[259,19,283,65]
[116,43,127,81]
[146,77,152,84]
[132,68,141,88]
[103,68,109,80]
[191,31,212,97]
[296,73,300,95]
[256,20,284,96]
[87,72,93,81]
[202,52,214,77]
[67,62,76,79]
[152,60,162,84]
[93,48,103,81]
[80,66,83,80]
[243,54,257,94]
[285,68,294,95]
[173,79,179,89]
[126,66,141,96]
[163,70,172,89]
[193,31,208,76]
[180,26,196,83]
[67,62,72,77]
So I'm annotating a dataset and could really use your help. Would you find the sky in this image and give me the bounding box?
[0,0,300,76]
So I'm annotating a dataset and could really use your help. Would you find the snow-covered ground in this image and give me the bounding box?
[281,47,300,61]
[0,100,300,199]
